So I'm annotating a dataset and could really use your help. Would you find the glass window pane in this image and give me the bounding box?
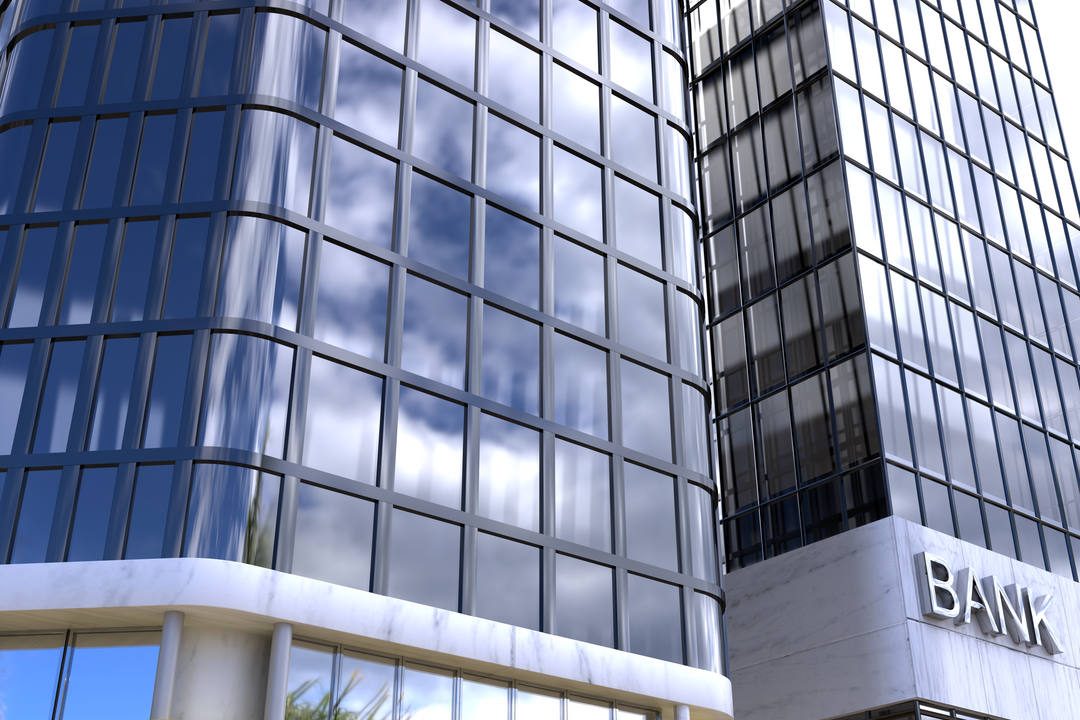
[488,30,539,122]
[417,0,476,89]
[487,115,540,212]
[395,386,464,509]
[184,464,278,566]
[343,0,407,52]
[555,554,613,647]
[831,354,880,469]
[67,467,117,563]
[874,355,912,463]
[337,653,396,716]
[781,274,824,377]
[553,0,598,72]
[150,17,192,101]
[627,574,683,664]
[0,125,33,213]
[325,136,397,249]
[314,241,389,360]
[791,371,835,482]
[0,635,64,720]
[409,173,471,281]
[103,22,145,104]
[747,295,784,397]
[484,206,539,310]
[286,642,334,717]
[613,178,662,269]
[60,632,159,720]
[88,337,138,451]
[389,510,460,611]
[621,360,671,461]
[618,266,666,361]
[293,483,375,590]
[624,463,677,571]
[125,464,172,559]
[413,80,473,180]
[142,335,191,449]
[0,30,55,115]
[336,42,401,147]
[37,123,82,213]
[82,118,127,209]
[477,414,540,533]
[553,148,602,241]
[232,109,315,215]
[132,114,176,207]
[180,111,225,203]
[610,21,652,101]
[481,306,539,415]
[200,334,292,457]
[112,221,158,323]
[248,13,324,110]
[555,439,611,552]
[553,333,608,439]
[33,340,85,454]
[198,13,238,97]
[162,218,209,320]
[401,275,468,390]
[9,227,58,328]
[0,344,33,454]
[476,532,540,630]
[611,96,656,181]
[553,64,600,152]
[303,356,383,483]
[10,469,61,563]
[400,665,454,720]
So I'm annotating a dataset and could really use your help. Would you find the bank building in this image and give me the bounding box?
[0,0,1075,719]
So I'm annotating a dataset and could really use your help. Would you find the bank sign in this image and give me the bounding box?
[916,552,1065,655]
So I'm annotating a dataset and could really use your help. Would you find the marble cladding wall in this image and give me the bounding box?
[725,516,1080,720]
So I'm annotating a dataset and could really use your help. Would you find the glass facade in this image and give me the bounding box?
[693,0,1080,582]
[0,0,721,676]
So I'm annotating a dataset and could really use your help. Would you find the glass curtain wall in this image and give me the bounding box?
[0,0,722,670]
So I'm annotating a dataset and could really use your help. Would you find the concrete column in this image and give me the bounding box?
[264,622,293,720]
[675,704,691,720]
[150,610,185,719]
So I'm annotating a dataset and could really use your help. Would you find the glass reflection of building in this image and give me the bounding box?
[0,0,730,719]
[693,0,1080,719]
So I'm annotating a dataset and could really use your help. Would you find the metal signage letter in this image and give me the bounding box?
[915,552,958,619]
[1024,588,1065,655]
[954,567,999,635]
[982,576,1031,645]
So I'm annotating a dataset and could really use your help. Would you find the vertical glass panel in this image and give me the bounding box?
[613,178,661,269]
[60,632,159,719]
[484,206,539,310]
[10,469,61,563]
[216,217,303,330]
[303,356,383,483]
[248,13,324,110]
[555,438,610,551]
[819,253,865,359]
[518,689,562,720]
[859,256,895,354]
[995,412,1034,513]
[758,26,792,109]
[88,337,137,451]
[408,173,470,280]
[555,554,613,647]
[847,164,882,258]
[343,0,408,52]
[401,275,468,389]
[772,183,813,282]
[706,225,740,317]
[553,148,602,240]
[831,354,880,469]
[802,479,843,543]
[150,17,192,101]
[131,114,176,207]
[907,371,945,477]
[866,100,898,185]
[314,242,388,359]
[413,80,473,180]
[1059,441,1080,530]
[0,635,64,720]
[198,13,238,97]
[853,20,884,99]
[922,288,956,383]
[620,360,671,461]
[882,40,912,118]
[747,294,785,396]
[703,143,732,230]
[9,227,57,328]
[954,490,986,548]
[887,464,921,525]
[184,464,279,566]
[200,334,292,457]
[165,217,208,320]
[951,304,985,398]
[82,118,127,209]
[627,574,682,664]
[395,387,464,509]
[487,115,540,212]
[400,665,454,720]
[112,221,157,323]
[807,161,850,260]
[1060,358,1080,440]
[0,126,32,214]
[922,479,954,537]
[125,464,172,559]
[731,123,766,215]
[336,42,401,147]
[874,355,912,463]
[475,532,540,630]
[389,510,460,611]
[1045,527,1073,580]
[142,335,191,449]
[286,642,334,718]
[488,30,540,122]
[936,216,968,303]
[724,510,763,569]
[835,79,868,167]
[624,464,677,571]
[417,0,476,89]
[910,62,938,135]
[823,1,855,80]
[764,495,802,557]
[610,21,652,101]
[985,503,1016,558]
[0,344,33,454]
[715,314,750,413]
[337,653,396,717]
[892,272,928,370]
[325,136,396,248]
[922,132,954,216]
[1005,332,1039,423]
[481,305,539,415]
[739,203,775,302]
[1033,347,1065,434]
[791,2,827,83]
[687,483,719,583]
[895,115,926,199]
[756,391,797,499]
[617,266,666,361]
[1015,515,1045,570]
[553,333,608,439]
[103,22,145,104]
[67,466,116,562]
[1023,425,1060,525]
[791,371,835,482]
[293,483,375,590]
[612,96,657,183]
[937,385,975,489]
[844,462,888,529]
[33,340,85,454]
[34,121,79,212]
[491,0,539,37]
[0,30,54,114]
[458,680,510,720]
[232,109,315,215]
[553,64,600,152]
[553,0,598,72]
[180,111,224,203]
[478,415,539,532]
[781,274,823,377]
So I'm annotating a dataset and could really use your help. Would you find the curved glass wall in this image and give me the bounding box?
[0,0,721,670]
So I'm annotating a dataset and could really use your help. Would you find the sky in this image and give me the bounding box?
[1037,0,1080,161]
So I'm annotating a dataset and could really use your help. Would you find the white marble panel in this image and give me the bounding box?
[0,559,732,720]
[976,637,1042,719]
[730,622,917,720]
[1030,657,1080,719]
[907,618,1000,716]
[172,625,270,720]
[725,518,906,671]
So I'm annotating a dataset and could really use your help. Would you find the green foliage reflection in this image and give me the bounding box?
[285,671,412,720]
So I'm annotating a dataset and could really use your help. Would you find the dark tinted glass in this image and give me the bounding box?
[181,111,225,202]
[184,464,279,566]
[88,337,138,451]
[9,227,58,328]
[627,574,683,664]
[33,340,85,453]
[162,218,210,320]
[111,221,158,322]
[624,464,678,571]
[150,17,192,101]
[475,533,540,630]
[143,335,192,448]
[10,470,62,563]
[198,14,238,97]
[82,118,128,209]
[293,483,375,590]
[67,467,118,562]
[34,121,80,212]
[388,510,460,612]
[555,554,613,647]
[125,465,173,559]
